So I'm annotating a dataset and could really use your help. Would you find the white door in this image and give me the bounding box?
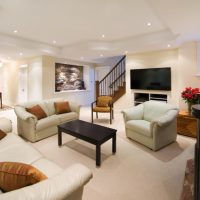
[18,66,28,103]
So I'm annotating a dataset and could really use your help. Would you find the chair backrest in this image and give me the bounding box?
[143,100,178,121]
[97,96,112,107]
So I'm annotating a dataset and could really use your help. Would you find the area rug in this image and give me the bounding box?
[180,159,194,200]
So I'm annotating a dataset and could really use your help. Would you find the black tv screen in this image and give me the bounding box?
[130,67,171,91]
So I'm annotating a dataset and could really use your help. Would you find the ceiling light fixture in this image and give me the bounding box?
[13,30,18,33]
[19,52,23,56]
[8,57,11,59]
[100,54,103,57]
[147,22,151,26]
[102,34,105,38]
[81,56,84,60]
[53,40,57,44]
[125,51,128,54]
[167,44,171,48]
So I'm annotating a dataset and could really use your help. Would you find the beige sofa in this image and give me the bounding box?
[14,98,80,142]
[0,118,92,200]
[122,101,179,151]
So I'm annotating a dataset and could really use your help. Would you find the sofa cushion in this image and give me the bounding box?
[93,107,110,112]
[0,130,6,140]
[126,120,151,137]
[32,158,63,178]
[57,112,78,123]
[44,98,64,116]
[54,101,71,114]
[0,134,42,164]
[143,101,177,122]
[36,115,60,131]
[0,162,47,192]
[97,99,109,107]
[26,105,47,120]
[20,102,49,116]
[97,96,112,107]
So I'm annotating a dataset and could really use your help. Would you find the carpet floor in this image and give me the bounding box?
[0,107,195,200]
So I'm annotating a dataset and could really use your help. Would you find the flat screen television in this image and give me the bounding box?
[130,67,171,91]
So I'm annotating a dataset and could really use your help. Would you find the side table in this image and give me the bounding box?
[177,111,197,138]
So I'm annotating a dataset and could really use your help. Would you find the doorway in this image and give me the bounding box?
[18,65,28,103]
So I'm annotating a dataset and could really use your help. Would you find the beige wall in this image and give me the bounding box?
[2,56,42,105]
[115,41,200,111]
[42,56,95,106]
[178,42,200,109]
[2,41,199,109]
[2,55,95,106]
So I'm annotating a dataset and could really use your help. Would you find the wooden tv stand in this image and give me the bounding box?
[133,91,168,106]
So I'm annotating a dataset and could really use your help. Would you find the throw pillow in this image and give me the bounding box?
[97,99,109,107]
[54,101,71,114]
[0,129,6,140]
[26,105,47,120]
[0,162,47,192]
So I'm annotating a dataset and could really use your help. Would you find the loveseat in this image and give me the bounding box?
[0,117,92,200]
[14,98,80,142]
[122,101,179,151]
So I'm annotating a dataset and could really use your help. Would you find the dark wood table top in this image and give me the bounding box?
[58,120,117,144]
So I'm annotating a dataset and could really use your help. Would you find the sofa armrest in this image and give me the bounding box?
[121,104,144,122]
[0,118,12,133]
[14,106,37,122]
[151,110,179,128]
[0,164,92,200]
[69,102,81,116]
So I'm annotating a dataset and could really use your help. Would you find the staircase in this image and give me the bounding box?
[95,56,126,103]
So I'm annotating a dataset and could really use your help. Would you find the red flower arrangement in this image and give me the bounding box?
[181,87,200,104]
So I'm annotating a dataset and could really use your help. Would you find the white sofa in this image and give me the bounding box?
[0,118,92,200]
[14,98,80,142]
[122,101,179,151]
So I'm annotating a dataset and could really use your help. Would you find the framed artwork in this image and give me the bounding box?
[55,63,85,92]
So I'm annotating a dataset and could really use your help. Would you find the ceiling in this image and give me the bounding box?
[0,0,199,63]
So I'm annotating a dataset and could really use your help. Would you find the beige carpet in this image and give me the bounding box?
[0,107,195,200]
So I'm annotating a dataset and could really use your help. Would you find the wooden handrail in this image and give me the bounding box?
[109,71,126,88]
[99,55,126,84]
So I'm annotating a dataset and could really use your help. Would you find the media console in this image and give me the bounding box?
[133,92,168,106]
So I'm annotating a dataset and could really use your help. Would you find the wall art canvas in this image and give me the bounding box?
[55,63,85,92]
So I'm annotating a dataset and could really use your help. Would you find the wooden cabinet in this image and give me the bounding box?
[177,111,197,138]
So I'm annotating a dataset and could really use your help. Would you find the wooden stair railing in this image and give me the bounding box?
[96,56,126,103]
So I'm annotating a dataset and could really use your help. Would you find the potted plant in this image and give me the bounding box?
[181,87,200,113]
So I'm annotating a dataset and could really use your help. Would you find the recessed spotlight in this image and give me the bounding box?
[81,56,84,60]
[19,52,23,56]
[167,44,171,48]
[102,34,105,38]
[147,22,151,26]
[125,51,128,54]
[13,30,18,33]
[53,40,56,44]
[100,54,103,57]
[7,57,11,59]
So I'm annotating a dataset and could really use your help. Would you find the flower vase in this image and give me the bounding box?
[187,102,193,114]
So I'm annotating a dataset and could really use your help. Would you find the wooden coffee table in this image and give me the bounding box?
[57,120,117,166]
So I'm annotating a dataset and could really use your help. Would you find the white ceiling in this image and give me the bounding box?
[0,0,199,62]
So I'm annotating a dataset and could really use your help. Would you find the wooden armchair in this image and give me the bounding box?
[91,96,114,124]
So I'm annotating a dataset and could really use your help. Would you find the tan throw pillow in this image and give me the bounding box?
[26,105,47,120]
[0,162,47,192]
[54,101,71,114]
[0,129,6,140]
[97,99,109,107]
